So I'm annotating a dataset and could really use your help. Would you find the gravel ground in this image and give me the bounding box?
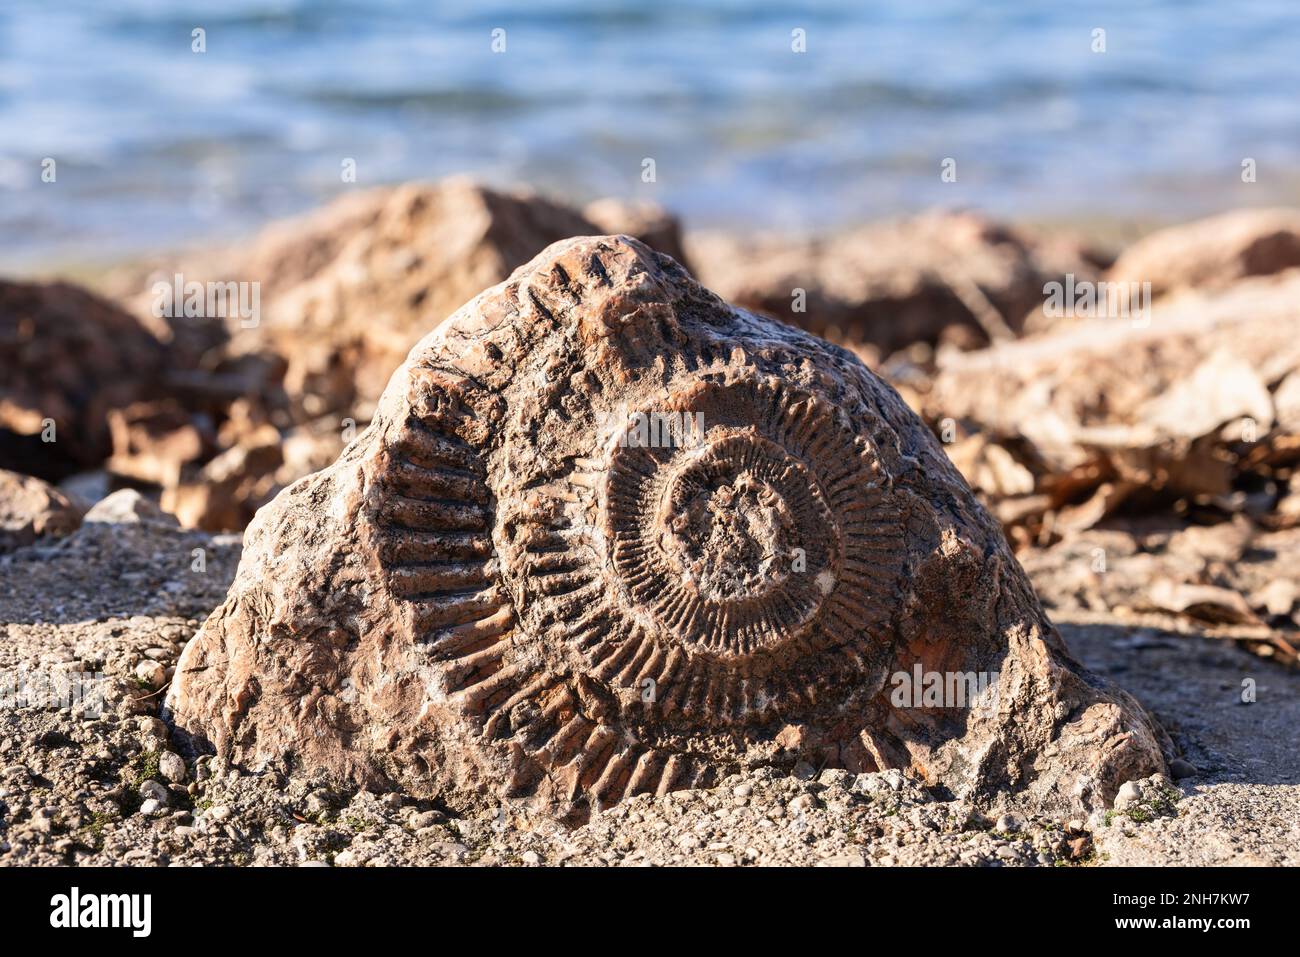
[0,505,1295,866]
[1056,620,1300,866]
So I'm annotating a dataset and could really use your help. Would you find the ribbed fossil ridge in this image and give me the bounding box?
[167,235,1168,819]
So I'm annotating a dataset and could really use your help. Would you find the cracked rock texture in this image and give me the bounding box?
[167,235,1166,820]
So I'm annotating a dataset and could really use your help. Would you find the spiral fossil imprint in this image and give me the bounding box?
[168,235,1167,817]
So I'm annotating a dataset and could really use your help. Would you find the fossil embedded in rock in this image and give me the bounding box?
[166,235,1167,819]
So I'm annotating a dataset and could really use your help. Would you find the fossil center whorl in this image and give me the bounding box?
[609,430,839,655]
[572,373,904,698]
[656,437,810,601]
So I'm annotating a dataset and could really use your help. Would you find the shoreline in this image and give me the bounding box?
[8,187,1300,285]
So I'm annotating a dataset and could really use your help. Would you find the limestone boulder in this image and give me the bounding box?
[167,236,1166,819]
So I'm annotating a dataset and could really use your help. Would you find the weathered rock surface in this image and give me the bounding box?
[167,235,1165,820]
[691,211,1101,353]
[1107,207,1300,296]
[0,468,85,552]
[923,271,1300,548]
[0,280,169,480]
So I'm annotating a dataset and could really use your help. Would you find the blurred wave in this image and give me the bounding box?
[2,0,1298,266]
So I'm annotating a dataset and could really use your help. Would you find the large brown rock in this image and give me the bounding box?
[0,468,85,552]
[1107,208,1300,297]
[244,179,598,420]
[692,211,1100,353]
[167,236,1165,819]
[0,280,168,480]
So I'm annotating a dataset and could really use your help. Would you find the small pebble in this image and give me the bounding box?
[1113,780,1145,810]
[409,810,446,829]
[158,751,186,783]
[817,768,853,788]
[138,779,169,805]
[135,660,166,689]
[995,812,1025,833]
[788,793,818,813]
[137,716,168,738]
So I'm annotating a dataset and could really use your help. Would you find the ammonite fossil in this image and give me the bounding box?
[167,236,1166,818]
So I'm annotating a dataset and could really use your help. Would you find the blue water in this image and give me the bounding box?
[2,1,1299,267]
